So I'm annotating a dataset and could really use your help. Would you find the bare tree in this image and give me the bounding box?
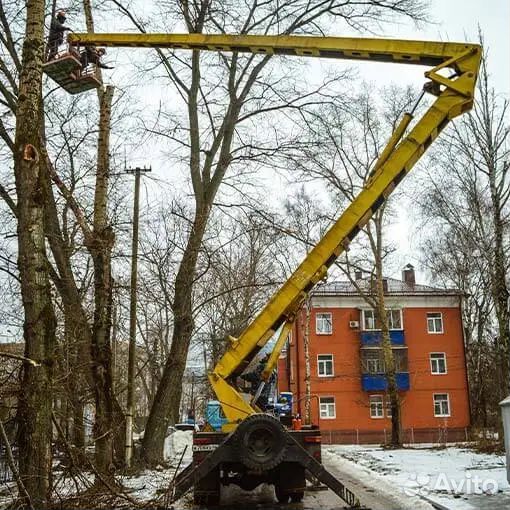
[12,0,56,507]
[289,83,419,445]
[283,188,327,424]
[108,0,428,465]
[415,46,510,430]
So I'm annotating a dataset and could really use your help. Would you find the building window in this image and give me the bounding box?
[388,309,402,329]
[370,395,384,418]
[363,309,378,330]
[316,312,332,335]
[385,396,392,418]
[361,348,408,374]
[430,353,447,374]
[319,397,336,419]
[433,393,450,417]
[361,349,384,374]
[317,354,334,377]
[393,348,409,372]
[369,395,384,418]
[427,312,443,333]
[362,309,402,331]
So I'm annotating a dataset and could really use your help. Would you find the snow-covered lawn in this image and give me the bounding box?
[0,431,194,509]
[119,429,194,503]
[120,430,194,502]
[324,444,510,509]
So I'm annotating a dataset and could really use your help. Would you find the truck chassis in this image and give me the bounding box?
[166,414,363,508]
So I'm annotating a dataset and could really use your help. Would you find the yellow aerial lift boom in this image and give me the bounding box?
[63,32,481,507]
[68,31,481,419]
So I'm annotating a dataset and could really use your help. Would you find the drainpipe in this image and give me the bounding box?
[295,316,302,418]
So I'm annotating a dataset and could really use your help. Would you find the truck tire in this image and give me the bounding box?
[234,414,287,472]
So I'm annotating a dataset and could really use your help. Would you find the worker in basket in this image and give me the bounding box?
[80,47,115,71]
[47,9,72,61]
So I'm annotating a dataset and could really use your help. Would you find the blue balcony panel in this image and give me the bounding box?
[361,372,410,391]
[360,330,405,346]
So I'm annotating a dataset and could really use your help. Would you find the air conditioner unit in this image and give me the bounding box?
[349,320,359,329]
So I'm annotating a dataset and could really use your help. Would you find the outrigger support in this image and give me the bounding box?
[163,416,367,509]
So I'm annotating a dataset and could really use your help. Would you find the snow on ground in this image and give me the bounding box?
[0,431,194,508]
[324,444,510,509]
[121,429,193,502]
[164,430,193,464]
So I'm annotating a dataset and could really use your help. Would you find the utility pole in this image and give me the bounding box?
[125,165,151,468]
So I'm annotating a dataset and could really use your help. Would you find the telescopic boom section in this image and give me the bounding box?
[68,32,481,423]
[69,33,474,69]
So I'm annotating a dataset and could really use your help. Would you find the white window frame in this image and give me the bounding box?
[319,396,336,419]
[366,357,384,374]
[387,309,403,330]
[317,354,334,377]
[433,393,450,417]
[316,312,333,335]
[362,309,403,331]
[427,312,444,334]
[430,352,447,374]
[363,309,378,331]
[369,395,384,419]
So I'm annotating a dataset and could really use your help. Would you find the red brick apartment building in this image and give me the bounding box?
[278,265,470,444]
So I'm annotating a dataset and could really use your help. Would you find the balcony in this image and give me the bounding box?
[360,346,409,391]
[360,330,405,346]
[361,372,410,391]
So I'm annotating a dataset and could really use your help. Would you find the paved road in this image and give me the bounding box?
[178,455,510,510]
[322,455,432,510]
[179,455,433,510]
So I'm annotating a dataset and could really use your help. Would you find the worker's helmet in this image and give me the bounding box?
[56,9,66,19]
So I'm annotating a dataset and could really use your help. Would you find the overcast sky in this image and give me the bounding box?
[340,0,510,280]
[386,0,508,94]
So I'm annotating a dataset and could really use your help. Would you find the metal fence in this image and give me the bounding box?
[320,426,471,445]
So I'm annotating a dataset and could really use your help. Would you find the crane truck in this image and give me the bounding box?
[46,31,482,507]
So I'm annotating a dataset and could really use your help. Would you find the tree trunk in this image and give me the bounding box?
[489,177,510,397]
[142,205,210,465]
[88,85,117,482]
[374,261,402,447]
[65,313,86,451]
[14,1,57,507]
[372,209,402,447]
[40,146,94,453]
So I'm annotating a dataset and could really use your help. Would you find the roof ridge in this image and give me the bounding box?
[312,277,461,295]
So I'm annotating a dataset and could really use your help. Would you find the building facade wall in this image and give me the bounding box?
[277,294,470,443]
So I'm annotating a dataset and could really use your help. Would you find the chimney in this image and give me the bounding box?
[382,278,388,293]
[402,264,416,287]
[355,270,363,280]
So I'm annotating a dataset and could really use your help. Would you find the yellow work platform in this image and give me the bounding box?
[43,52,101,94]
